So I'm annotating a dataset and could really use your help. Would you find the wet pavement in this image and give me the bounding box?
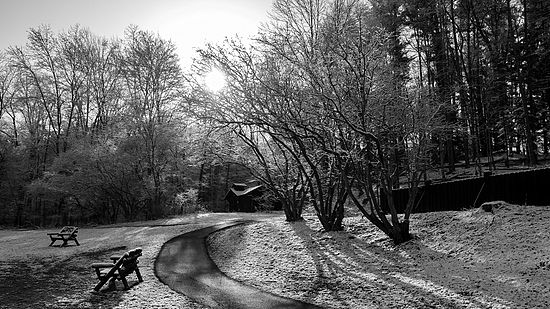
[154,219,323,309]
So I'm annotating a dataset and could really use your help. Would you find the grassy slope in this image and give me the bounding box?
[0,213,277,309]
[208,203,550,309]
[1,207,548,309]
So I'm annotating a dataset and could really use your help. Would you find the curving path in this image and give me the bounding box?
[154,219,323,309]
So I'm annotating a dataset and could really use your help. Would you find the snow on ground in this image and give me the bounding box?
[207,203,550,309]
[0,212,278,309]
[1,206,548,309]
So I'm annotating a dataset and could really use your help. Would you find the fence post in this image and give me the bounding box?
[414,180,431,213]
[473,171,492,208]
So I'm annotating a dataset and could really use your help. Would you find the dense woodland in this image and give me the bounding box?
[0,0,549,243]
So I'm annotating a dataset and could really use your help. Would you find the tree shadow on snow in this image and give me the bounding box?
[287,218,541,309]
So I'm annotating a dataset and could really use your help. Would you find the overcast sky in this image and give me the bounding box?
[0,0,273,67]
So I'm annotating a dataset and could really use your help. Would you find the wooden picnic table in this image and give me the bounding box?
[47,226,80,247]
[91,247,143,291]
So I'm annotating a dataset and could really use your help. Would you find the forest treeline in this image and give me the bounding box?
[0,0,549,243]
[0,25,253,226]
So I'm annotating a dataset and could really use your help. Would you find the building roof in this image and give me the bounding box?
[234,185,263,196]
[224,184,264,199]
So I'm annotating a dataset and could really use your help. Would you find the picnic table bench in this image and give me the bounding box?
[47,226,80,247]
[91,247,143,291]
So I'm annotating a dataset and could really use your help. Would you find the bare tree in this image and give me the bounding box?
[10,26,67,155]
[192,32,348,230]
[304,0,440,243]
[119,26,184,218]
[200,0,442,241]
[0,52,18,144]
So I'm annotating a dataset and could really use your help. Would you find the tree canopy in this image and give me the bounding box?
[1,0,549,243]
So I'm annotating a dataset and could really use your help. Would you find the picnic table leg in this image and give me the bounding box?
[121,275,129,290]
[135,268,143,282]
[49,239,56,247]
[94,277,110,292]
[94,276,117,292]
[108,277,117,289]
[74,238,80,246]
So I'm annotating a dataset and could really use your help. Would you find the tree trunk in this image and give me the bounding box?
[197,163,205,204]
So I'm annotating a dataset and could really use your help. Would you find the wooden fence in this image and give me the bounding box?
[383,167,550,213]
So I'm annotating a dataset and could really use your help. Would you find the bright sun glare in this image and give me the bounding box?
[204,69,226,92]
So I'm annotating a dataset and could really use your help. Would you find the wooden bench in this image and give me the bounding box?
[91,247,143,291]
[47,226,80,247]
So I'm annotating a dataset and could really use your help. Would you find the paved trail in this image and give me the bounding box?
[154,219,323,309]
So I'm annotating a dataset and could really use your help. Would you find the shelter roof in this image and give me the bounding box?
[224,184,264,199]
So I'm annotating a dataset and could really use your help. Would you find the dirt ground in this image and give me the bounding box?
[208,203,550,309]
